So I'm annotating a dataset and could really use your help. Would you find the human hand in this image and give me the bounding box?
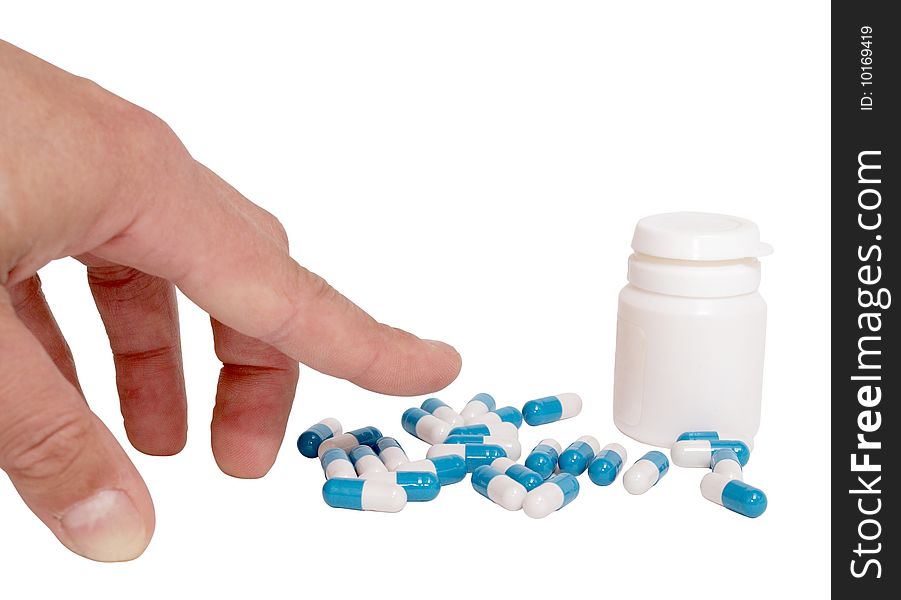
[0,40,461,562]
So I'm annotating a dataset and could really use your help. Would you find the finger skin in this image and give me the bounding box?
[85,261,187,456]
[0,290,154,562]
[210,319,299,478]
[7,275,82,394]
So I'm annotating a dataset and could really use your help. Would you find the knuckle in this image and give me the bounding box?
[1,410,93,484]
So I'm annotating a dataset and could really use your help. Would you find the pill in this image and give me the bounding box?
[467,406,524,429]
[443,435,521,460]
[460,393,497,422]
[401,407,451,445]
[471,465,528,510]
[623,451,669,495]
[395,456,467,485]
[521,393,582,426]
[297,418,343,458]
[349,445,388,477]
[710,448,743,480]
[671,439,750,468]
[361,471,441,502]
[701,473,767,518]
[522,473,580,519]
[421,397,465,428]
[426,443,507,472]
[449,422,519,439]
[374,437,409,471]
[491,457,543,492]
[320,448,357,480]
[587,443,627,486]
[676,431,720,442]
[317,426,384,457]
[322,478,406,512]
[525,439,562,480]
[558,435,600,475]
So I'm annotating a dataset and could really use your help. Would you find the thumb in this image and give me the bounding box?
[0,291,154,561]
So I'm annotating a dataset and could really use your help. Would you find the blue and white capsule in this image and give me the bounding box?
[522,473,580,519]
[521,393,582,426]
[443,435,521,460]
[361,471,441,502]
[349,445,388,477]
[426,443,507,472]
[401,407,451,445]
[420,398,465,428]
[587,443,627,486]
[395,456,467,485]
[297,418,342,458]
[525,439,562,480]
[317,426,383,457]
[676,431,720,442]
[558,435,600,476]
[448,422,519,439]
[467,406,524,429]
[322,478,406,512]
[623,451,669,495]
[461,393,497,423]
[710,448,743,480]
[701,472,767,518]
[374,437,409,471]
[491,457,543,492]
[471,465,528,510]
[671,439,751,468]
[320,448,357,480]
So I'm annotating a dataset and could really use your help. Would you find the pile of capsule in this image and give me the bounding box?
[296,392,767,519]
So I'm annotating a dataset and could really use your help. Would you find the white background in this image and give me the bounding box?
[1,1,829,598]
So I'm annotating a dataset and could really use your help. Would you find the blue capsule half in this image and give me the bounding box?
[722,479,768,518]
[393,471,441,502]
[588,448,625,486]
[502,463,544,492]
[493,406,524,428]
[348,426,383,449]
[297,419,340,458]
[525,442,560,480]
[677,431,720,442]
[428,455,467,485]
[558,437,599,476]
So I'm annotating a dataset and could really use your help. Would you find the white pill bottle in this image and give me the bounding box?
[613,212,772,447]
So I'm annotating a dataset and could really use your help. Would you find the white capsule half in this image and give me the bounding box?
[486,474,528,511]
[460,393,496,422]
[317,433,361,456]
[349,446,388,477]
[711,449,744,480]
[622,452,669,495]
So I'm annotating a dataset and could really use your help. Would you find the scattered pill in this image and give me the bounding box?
[374,437,409,471]
[676,431,720,442]
[349,445,388,477]
[558,435,600,475]
[522,473,580,519]
[710,448,743,480]
[521,393,582,426]
[525,439,562,480]
[467,406,524,429]
[322,478,406,512]
[297,418,343,458]
[361,471,441,502]
[471,465,528,510]
[317,426,384,457]
[402,407,451,445]
[320,448,357,480]
[623,451,669,495]
[427,443,507,472]
[671,439,750,468]
[491,457,543,492]
[443,435,521,460]
[448,422,519,439]
[396,456,467,485]
[421,398,465,428]
[587,443,627,486]
[461,393,497,423]
[701,473,767,518]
